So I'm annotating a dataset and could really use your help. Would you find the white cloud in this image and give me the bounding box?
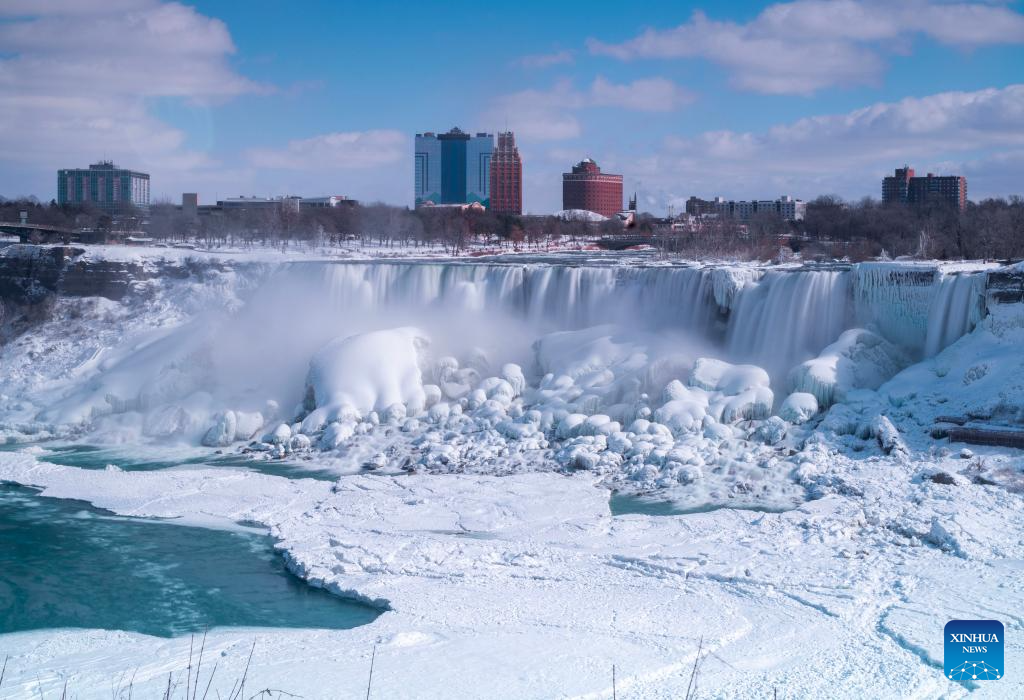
[588,76,695,110]
[516,50,575,69]
[481,80,584,141]
[0,0,263,197]
[481,77,694,142]
[246,131,407,170]
[0,1,260,99]
[588,1,1024,94]
[0,0,153,17]
[758,84,1024,157]
[633,84,1024,207]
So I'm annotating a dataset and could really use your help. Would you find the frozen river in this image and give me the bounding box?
[0,482,379,638]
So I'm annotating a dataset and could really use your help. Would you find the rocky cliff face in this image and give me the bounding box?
[0,245,149,303]
[0,245,81,305]
[0,244,149,340]
[987,266,1024,306]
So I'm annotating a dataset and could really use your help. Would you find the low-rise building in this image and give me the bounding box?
[219,196,302,214]
[300,195,356,209]
[685,195,805,221]
[178,193,357,220]
[417,201,486,212]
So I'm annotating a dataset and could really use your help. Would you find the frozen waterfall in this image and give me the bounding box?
[726,270,852,382]
[311,259,985,383]
[924,272,987,357]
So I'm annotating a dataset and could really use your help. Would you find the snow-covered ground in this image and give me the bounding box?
[0,246,1021,698]
[1,442,1021,698]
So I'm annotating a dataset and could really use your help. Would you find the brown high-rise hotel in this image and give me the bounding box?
[883,165,967,210]
[489,132,522,215]
[562,159,623,218]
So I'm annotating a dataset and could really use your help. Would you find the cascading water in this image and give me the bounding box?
[924,272,988,357]
[314,260,987,378]
[852,263,936,352]
[2,253,1001,519]
[319,262,722,335]
[725,269,853,382]
[36,258,988,441]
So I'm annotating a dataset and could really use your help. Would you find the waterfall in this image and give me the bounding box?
[307,260,987,380]
[924,272,988,357]
[318,262,722,336]
[726,270,853,381]
[852,263,936,352]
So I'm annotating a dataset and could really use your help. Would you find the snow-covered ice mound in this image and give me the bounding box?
[38,320,218,427]
[258,328,807,511]
[304,327,430,421]
[789,328,910,408]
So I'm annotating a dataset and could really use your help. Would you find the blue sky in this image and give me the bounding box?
[1,0,1023,213]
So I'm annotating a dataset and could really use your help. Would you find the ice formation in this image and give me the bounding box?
[789,328,910,408]
[304,327,429,420]
[779,392,819,424]
[0,250,997,507]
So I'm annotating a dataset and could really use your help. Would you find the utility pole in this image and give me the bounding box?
[366,643,377,700]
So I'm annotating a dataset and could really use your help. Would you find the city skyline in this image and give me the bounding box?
[1,1,1023,214]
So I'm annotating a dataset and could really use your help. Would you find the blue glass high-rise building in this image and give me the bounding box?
[415,127,493,207]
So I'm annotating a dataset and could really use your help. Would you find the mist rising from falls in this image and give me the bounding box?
[320,263,720,335]
[314,260,986,392]
[14,255,992,478]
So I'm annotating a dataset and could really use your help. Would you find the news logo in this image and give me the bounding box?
[945,619,1003,681]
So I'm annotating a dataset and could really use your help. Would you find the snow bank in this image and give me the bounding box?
[688,357,773,422]
[201,410,264,447]
[39,321,217,426]
[532,326,641,382]
[875,302,1024,436]
[554,209,607,222]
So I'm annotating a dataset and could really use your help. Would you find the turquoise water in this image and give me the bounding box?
[36,444,339,481]
[0,484,380,638]
[609,492,792,517]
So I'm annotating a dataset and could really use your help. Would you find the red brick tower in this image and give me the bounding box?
[489,131,522,215]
